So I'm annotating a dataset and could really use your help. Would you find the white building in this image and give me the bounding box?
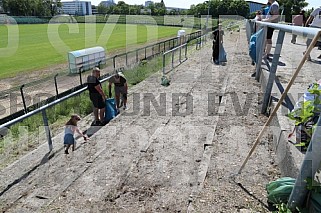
[145,1,153,7]
[62,1,92,16]
[100,0,116,7]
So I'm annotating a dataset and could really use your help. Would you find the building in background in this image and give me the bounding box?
[62,1,92,16]
[100,0,116,7]
[145,1,154,7]
[246,0,265,14]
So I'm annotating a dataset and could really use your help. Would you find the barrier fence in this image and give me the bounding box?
[0,30,204,156]
[0,30,202,125]
[245,19,321,211]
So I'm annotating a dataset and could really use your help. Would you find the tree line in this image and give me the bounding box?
[1,0,310,22]
[2,0,62,16]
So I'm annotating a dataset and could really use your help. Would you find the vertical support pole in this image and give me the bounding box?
[79,66,83,86]
[144,47,147,59]
[159,43,161,53]
[113,55,116,71]
[54,74,59,98]
[179,45,182,63]
[171,50,174,68]
[261,30,285,114]
[152,47,154,58]
[288,116,321,211]
[185,44,188,60]
[20,84,27,114]
[42,109,53,152]
[136,49,138,63]
[254,26,268,82]
[125,53,128,67]
[162,53,166,76]
[164,42,166,52]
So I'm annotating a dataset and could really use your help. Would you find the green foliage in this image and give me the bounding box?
[277,0,308,22]
[305,177,321,193]
[274,203,292,213]
[188,0,249,18]
[2,0,61,16]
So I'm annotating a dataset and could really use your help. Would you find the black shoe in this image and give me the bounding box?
[64,149,69,154]
[251,72,256,77]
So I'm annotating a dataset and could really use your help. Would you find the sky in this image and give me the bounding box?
[63,0,320,10]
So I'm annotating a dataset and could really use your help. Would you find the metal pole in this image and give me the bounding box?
[144,47,147,59]
[162,53,166,76]
[163,42,166,52]
[152,47,154,58]
[79,66,83,86]
[113,55,116,71]
[261,30,285,114]
[136,49,138,63]
[20,84,27,114]
[206,1,210,30]
[42,109,53,152]
[171,50,174,68]
[159,43,161,54]
[179,44,182,63]
[125,53,128,67]
[54,74,59,98]
[288,116,321,210]
[185,43,188,59]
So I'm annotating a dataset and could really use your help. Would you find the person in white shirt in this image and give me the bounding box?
[304,6,321,60]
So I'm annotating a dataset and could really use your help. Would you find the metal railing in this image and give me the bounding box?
[245,19,321,211]
[0,30,204,155]
[162,43,188,75]
[0,30,202,125]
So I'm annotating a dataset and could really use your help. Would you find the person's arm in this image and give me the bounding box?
[75,127,88,141]
[94,84,106,101]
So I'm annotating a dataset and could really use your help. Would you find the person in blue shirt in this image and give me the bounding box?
[262,2,271,19]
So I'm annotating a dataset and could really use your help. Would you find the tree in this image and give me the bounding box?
[277,0,308,22]
[2,0,61,16]
[229,0,249,18]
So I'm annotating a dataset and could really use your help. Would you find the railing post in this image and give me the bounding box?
[152,47,154,58]
[54,74,59,98]
[79,66,83,86]
[185,44,188,59]
[136,49,138,63]
[171,49,174,69]
[42,109,53,151]
[261,30,285,114]
[162,53,166,76]
[163,42,166,52]
[144,47,147,59]
[159,43,161,54]
[125,53,128,67]
[113,55,116,71]
[179,45,182,63]
[20,84,27,114]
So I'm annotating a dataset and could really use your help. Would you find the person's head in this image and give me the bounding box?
[92,67,101,77]
[66,114,81,126]
[256,10,262,15]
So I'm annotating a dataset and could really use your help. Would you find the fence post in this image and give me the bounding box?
[162,53,166,76]
[136,49,138,63]
[113,55,116,71]
[54,74,59,98]
[159,43,161,54]
[152,47,154,58]
[185,44,188,59]
[144,47,147,59]
[79,66,83,86]
[179,45,182,63]
[125,53,128,67]
[171,50,174,69]
[163,42,166,52]
[42,109,53,152]
[20,84,27,114]
[261,30,285,114]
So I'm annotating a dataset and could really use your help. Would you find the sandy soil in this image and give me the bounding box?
[0,27,284,213]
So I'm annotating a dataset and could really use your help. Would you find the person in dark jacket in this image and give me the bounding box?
[212,24,227,65]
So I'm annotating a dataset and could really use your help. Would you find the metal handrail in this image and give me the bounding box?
[254,20,321,41]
